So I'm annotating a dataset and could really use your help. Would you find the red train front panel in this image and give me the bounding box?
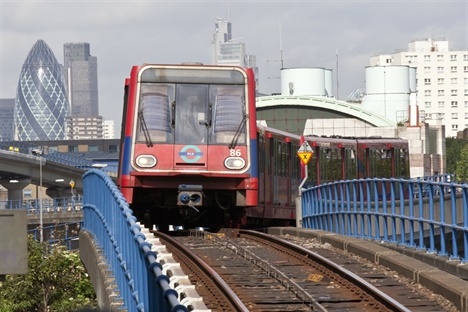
[118,64,258,230]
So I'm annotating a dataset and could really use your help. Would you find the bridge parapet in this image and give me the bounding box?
[302,177,468,263]
[81,169,187,312]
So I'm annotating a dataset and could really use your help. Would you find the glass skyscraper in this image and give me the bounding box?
[14,39,69,141]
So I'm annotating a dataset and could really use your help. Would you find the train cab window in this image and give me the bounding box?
[212,85,246,145]
[174,84,209,144]
[137,84,173,143]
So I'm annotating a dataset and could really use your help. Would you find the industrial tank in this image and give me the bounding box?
[361,65,411,123]
[281,68,332,97]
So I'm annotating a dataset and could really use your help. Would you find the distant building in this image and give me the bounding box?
[66,116,103,140]
[211,18,259,89]
[370,38,468,137]
[103,120,115,139]
[63,42,99,117]
[14,39,69,141]
[0,99,15,140]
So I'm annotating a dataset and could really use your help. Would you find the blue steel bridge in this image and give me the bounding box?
[1,149,467,311]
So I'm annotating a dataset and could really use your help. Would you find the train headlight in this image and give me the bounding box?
[136,155,157,168]
[224,157,245,170]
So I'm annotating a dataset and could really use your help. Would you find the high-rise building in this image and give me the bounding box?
[14,39,69,141]
[211,18,259,89]
[66,116,103,140]
[103,120,115,139]
[0,99,15,141]
[370,38,468,137]
[63,42,99,117]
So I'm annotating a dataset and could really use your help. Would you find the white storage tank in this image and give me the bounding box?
[281,68,330,96]
[361,65,411,124]
[324,69,334,97]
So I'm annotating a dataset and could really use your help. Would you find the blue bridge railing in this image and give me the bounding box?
[28,222,81,250]
[302,177,468,263]
[1,196,83,213]
[82,169,187,312]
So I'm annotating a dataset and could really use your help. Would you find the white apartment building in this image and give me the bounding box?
[370,38,468,137]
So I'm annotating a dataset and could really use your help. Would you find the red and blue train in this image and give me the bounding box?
[117,63,410,231]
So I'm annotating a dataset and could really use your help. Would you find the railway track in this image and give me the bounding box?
[153,229,452,311]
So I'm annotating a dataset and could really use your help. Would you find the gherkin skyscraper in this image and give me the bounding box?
[14,39,69,141]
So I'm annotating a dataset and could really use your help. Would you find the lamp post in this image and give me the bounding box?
[32,148,43,243]
[39,155,43,243]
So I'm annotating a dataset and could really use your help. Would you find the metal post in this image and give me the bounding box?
[296,164,308,228]
[39,156,43,243]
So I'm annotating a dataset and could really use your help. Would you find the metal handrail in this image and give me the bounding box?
[302,177,468,263]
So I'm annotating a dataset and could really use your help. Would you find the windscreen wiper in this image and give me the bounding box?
[138,110,153,147]
[229,114,248,149]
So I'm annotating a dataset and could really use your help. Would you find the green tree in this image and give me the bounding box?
[0,236,97,312]
[446,137,468,174]
[455,144,468,182]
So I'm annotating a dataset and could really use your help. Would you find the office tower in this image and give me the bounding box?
[63,42,99,117]
[14,39,69,141]
[211,18,259,89]
[370,38,468,137]
[0,99,15,140]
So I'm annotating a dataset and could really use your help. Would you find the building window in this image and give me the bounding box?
[465,112,468,119]
[438,101,445,108]
[465,77,468,84]
[424,78,431,85]
[452,113,458,119]
[438,78,444,84]
[424,66,431,73]
[465,89,468,96]
[425,101,431,108]
[450,55,457,61]
[437,90,444,96]
[452,124,459,131]
[425,90,432,96]
[69,145,78,152]
[464,66,468,72]
[89,145,98,152]
[465,101,468,108]
[451,78,458,84]
[437,66,444,73]
[451,90,458,96]
[108,145,118,153]
[424,55,431,61]
[451,66,457,72]
[464,54,468,61]
[451,101,458,108]
[437,55,444,61]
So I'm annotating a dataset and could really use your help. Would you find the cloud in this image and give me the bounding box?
[1,0,467,136]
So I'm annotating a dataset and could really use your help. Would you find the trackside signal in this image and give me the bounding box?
[297,141,313,165]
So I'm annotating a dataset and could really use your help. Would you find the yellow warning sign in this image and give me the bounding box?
[297,151,313,165]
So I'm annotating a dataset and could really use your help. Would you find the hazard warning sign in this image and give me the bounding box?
[297,141,314,165]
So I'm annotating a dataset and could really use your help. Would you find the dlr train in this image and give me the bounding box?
[117,63,410,231]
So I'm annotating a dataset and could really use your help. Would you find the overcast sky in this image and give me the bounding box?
[1,0,467,136]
